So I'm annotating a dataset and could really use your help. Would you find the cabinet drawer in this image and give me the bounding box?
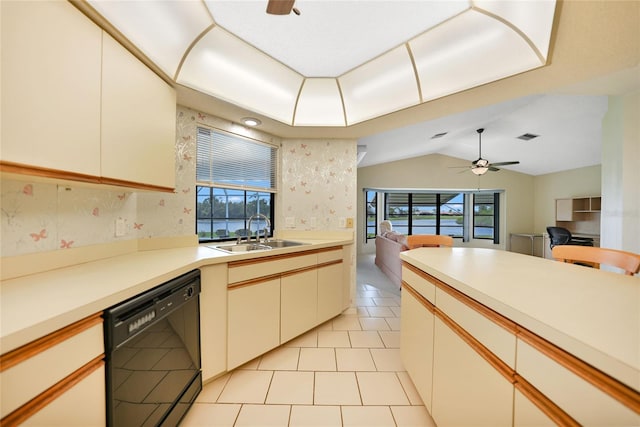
[22,364,106,427]
[317,247,343,264]
[401,265,435,304]
[436,288,516,369]
[1,321,103,418]
[516,339,639,426]
[229,253,317,284]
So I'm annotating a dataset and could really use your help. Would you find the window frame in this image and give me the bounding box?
[196,126,278,243]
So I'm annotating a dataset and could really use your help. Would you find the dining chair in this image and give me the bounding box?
[552,245,640,276]
[407,234,454,249]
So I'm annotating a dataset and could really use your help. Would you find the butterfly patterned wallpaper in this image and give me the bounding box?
[281,139,357,231]
[1,105,356,258]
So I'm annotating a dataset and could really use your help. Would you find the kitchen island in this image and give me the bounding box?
[400,247,639,426]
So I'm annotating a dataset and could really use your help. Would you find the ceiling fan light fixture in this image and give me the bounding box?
[471,166,489,176]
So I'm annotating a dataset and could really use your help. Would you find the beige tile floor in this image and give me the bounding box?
[182,256,436,426]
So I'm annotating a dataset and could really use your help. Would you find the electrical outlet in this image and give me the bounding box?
[309,217,317,228]
[346,217,354,228]
[115,218,126,237]
[339,217,346,228]
[285,217,295,228]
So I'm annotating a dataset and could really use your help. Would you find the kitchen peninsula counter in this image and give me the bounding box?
[0,236,352,354]
[400,247,639,425]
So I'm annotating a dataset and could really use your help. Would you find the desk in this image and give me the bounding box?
[510,233,543,257]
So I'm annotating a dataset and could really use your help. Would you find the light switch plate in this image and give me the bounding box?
[115,218,126,237]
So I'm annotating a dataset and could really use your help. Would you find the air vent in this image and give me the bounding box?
[517,133,539,141]
[431,132,448,139]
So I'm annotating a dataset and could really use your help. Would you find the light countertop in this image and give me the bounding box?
[1,238,350,354]
[400,247,639,390]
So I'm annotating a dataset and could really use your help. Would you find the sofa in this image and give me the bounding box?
[374,222,454,288]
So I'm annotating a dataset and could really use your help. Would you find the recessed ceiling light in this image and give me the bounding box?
[517,133,539,141]
[241,117,261,126]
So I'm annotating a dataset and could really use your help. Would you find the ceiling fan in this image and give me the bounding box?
[455,128,520,175]
[266,0,300,15]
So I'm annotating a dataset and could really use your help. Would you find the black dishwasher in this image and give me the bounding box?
[104,269,202,427]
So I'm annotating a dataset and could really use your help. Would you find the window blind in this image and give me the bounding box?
[196,127,277,192]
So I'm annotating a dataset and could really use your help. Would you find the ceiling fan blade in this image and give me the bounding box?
[488,167,501,172]
[489,161,520,167]
[267,0,295,15]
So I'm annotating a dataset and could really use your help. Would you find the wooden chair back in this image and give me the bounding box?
[552,245,640,276]
[407,234,454,250]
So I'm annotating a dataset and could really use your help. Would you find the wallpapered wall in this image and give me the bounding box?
[280,139,357,231]
[1,106,357,257]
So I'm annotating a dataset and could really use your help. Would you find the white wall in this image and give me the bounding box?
[601,91,640,253]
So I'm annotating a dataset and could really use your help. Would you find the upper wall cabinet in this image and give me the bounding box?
[1,1,103,177]
[0,1,176,191]
[101,34,176,189]
[556,196,601,222]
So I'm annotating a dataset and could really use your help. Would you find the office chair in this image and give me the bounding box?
[546,226,594,249]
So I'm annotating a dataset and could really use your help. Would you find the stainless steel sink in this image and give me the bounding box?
[261,239,306,249]
[208,239,306,253]
[208,243,272,253]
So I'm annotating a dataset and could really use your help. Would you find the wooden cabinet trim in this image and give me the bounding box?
[404,263,518,335]
[317,259,343,269]
[0,313,103,372]
[0,355,104,427]
[517,326,640,414]
[514,373,580,427]
[402,282,435,314]
[228,246,342,269]
[227,274,282,290]
[434,306,515,384]
[0,161,174,192]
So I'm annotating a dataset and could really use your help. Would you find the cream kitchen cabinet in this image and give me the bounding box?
[281,268,318,343]
[200,264,228,381]
[317,248,345,324]
[431,317,514,426]
[226,247,345,370]
[0,0,176,191]
[400,286,435,413]
[0,314,105,426]
[227,278,281,370]
[516,338,639,426]
[101,33,176,190]
[1,0,102,177]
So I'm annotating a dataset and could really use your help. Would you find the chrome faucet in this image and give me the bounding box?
[247,214,271,244]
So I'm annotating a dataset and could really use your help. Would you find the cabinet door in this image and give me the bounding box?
[1,0,102,176]
[200,265,228,381]
[281,269,318,343]
[400,289,435,412]
[22,364,106,427]
[101,33,176,189]
[513,389,556,427]
[227,279,280,370]
[556,199,573,221]
[317,262,343,324]
[517,339,639,426]
[431,317,513,426]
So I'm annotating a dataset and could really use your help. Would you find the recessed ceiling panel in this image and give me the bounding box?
[475,0,556,60]
[340,46,420,125]
[87,0,212,78]
[178,27,304,124]
[294,79,346,126]
[205,0,470,77]
[411,10,544,102]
